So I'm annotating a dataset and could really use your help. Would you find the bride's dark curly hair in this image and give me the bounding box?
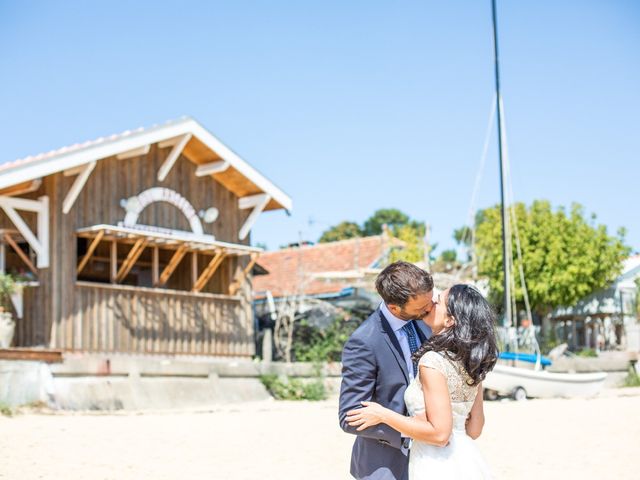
[412,284,499,386]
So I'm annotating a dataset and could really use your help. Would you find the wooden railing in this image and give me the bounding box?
[57,282,254,356]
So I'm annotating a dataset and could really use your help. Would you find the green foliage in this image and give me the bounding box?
[472,201,630,314]
[439,249,457,263]
[260,374,327,401]
[0,273,17,311]
[363,209,410,236]
[0,403,13,416]
[319,221,363,243]
[576,348,598,358]
[623,365,640,388]
[453,226,473,246]
[388,224,425,264]
[293,315,360,363]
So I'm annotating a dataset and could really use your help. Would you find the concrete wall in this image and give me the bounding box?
[0,354,343,410]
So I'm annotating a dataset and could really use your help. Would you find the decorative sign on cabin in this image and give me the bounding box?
[119,187,219,240]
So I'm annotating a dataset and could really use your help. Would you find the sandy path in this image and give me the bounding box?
[1,392,638,480]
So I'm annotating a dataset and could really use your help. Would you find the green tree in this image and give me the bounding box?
[318,221,363,243]
[363,209,410,236]
[472,200,630,314]
[439,249,458,263]
[388,224,425,263]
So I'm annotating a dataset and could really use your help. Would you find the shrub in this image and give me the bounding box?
[260,374,327,401]
[623,365,640,388]
[576,348,598,358]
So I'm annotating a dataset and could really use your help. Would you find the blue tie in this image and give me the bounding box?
[402,322,419,377]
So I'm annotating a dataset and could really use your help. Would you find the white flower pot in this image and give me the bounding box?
[0,311,15,348]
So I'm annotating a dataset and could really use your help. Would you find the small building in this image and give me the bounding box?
[0,117,291,357]
[253,234,403,312]
[550,255,640,352]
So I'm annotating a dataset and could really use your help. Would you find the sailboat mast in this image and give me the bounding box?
[491,0,512,326]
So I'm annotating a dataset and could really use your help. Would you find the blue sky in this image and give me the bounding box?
[1,1,638,254]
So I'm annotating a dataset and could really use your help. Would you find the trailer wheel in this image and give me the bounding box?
[512,386,527,401]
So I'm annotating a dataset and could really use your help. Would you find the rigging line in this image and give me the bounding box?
[466,94,497,229]
[499,96,533,323]
[465,95,497,274]
[499,95,542,367]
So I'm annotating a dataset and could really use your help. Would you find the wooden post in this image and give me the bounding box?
[152,246,159,286]
[191,252,198,286]
[110,241,118,283]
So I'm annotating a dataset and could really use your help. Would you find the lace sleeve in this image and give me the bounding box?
[417,351,448,377]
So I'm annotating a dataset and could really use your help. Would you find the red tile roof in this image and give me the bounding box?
[253,235,401,298]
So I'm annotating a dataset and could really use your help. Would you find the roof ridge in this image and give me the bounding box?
[268,234,389,253]
[2,117,193,167]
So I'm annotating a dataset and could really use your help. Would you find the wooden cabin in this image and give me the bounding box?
[0,118,291,357]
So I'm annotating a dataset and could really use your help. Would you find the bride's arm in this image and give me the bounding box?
[465,383,485,439]
[346,365,453,447]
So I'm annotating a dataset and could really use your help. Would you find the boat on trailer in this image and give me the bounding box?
[484,364,607,400]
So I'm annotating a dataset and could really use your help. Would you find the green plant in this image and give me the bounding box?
[0,272,17,311]
[468,201,630,315]
[260,374,327,401]
[576,348,598,358]
[292,315,361,363]
[623,365,640,388]
[0,403,13,417]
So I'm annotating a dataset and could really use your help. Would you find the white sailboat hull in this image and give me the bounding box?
[484,364,607,399]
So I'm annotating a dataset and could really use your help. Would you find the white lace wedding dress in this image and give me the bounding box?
[404,351,494,479]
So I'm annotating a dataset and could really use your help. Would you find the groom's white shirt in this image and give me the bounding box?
[380,302,418,378]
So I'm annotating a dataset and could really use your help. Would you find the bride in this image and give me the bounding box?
[346,284,498,479]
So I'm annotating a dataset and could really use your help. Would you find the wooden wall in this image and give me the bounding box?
[6,144,256,355]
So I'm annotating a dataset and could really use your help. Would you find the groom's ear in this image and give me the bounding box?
[387,303,401,316]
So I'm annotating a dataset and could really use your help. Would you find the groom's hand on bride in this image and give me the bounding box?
[345,401,388,431]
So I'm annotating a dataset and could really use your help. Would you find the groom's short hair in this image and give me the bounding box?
[375,261,433,307]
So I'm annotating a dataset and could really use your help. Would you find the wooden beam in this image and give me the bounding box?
[115,238,148,283]
[229,253,259,295]
[63,161,96,214]
[157,133,192,182]
[192,250,226,293]
[0,179,42,197]
[195,160,229,176]
[4,233,37,276]
[0,195,49,268]
[116,145,150,159]
[0,348,63,363]
[77,229,105,275]
[238,193,270,240]
[156,244,188,286]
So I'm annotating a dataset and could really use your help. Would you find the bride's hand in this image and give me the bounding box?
[346,401,389,431]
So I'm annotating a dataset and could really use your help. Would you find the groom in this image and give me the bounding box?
[339,261,434,480]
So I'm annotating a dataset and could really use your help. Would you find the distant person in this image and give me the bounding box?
[343,281,499,479]
[339,261,434,479]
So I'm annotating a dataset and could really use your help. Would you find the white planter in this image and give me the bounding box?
[0,311,15,348]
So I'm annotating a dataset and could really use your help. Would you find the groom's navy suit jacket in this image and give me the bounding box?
[339,307,431,480]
